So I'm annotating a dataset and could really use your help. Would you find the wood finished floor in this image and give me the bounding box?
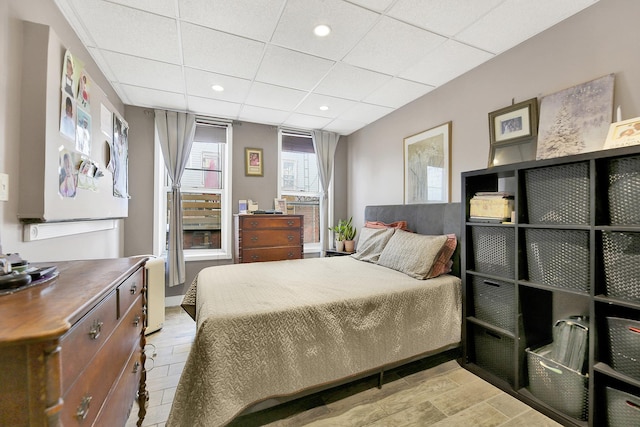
[127,306,562,427]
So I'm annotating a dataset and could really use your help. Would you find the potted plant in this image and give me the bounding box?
[329,220,346,252]
[342,217,357,253]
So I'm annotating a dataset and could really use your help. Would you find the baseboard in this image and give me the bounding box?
[165,295,184,307]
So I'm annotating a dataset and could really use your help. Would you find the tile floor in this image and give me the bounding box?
[127,307,562,427]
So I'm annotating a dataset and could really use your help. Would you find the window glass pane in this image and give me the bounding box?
[282,195,320,244]
[167,192,222,250]
[182,141,224,190]
[281,141,319,192]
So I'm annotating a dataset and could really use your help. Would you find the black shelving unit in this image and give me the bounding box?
[461,145,640,427]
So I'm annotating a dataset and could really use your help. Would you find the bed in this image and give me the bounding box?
[167,203,462,427]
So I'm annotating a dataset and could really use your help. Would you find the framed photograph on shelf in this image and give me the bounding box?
[274,198,287,213]
[603,117,640,150]
[245,147,263,177]
[403,121,451,204]
[489,98,538,145]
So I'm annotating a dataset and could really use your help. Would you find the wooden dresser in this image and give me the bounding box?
[235,214,304,263]
[0,257,149,427]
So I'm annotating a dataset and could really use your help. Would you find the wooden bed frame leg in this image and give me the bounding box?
[378,370,384,389]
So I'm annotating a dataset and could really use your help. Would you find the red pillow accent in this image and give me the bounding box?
[365,220,409,231]
[427,234,457,278]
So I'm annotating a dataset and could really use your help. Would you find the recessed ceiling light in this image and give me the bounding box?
[314,24,331,37]
[211,84,224,92]
[319,105,329,111]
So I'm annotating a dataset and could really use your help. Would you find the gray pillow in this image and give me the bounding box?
[351,227,396,263]
[377,229,448,279]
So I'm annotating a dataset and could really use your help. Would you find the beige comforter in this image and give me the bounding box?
[168,256,461,427]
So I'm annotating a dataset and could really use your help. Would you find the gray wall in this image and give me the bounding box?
[347,0,640,229]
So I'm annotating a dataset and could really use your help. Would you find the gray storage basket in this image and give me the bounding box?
[527,344,589,421]
[602,231,640,303]
[525,229,590,292]
[609,156,640,225]
[606,386,640,427]
[607,317,640,381]
[525,162,590,225]
[471,276,515,332]
[473,326,514,384]
[471,226,515,278]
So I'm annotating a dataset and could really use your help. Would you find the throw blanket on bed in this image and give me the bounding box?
[169,256,461,427]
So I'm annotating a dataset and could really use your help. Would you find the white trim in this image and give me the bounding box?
[23,219,117,241]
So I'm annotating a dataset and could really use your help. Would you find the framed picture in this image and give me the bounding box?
[603,117,640,150]
[403,122,451,204]
[245,147,263,177]
[536,73,614,160]
[274,198,287,213]
[489,98,538,145]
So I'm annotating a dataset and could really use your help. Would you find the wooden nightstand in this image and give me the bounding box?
[324,249,354,257]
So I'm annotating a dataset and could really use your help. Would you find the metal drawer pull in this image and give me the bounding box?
[287,220,294,226]
[88,319,103,340]
[76,395,92,420]
[251,255,260,261]
[251,236,259,241]
[130,282,137,294]
[288,252,294,258]
[287,235,294,241]
[133,361,140,373]
[250,221,258,227]
[133,315,141,327]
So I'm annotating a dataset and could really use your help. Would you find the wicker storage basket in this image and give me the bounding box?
[473,326,514,384]
[602,231,640,303]
[471,226,515,278]
[527,344,588,421]
[606,386,640,427]
[608,155,640,225]
[525,162,589,225]
[607,317,640,381]
[525,229,589,292]
[471,276,515,332]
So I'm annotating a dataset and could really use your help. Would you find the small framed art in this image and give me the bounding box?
[489,98,538,145]
[403,121,451,204]
[245,147,263,177]
[603,117,640,150]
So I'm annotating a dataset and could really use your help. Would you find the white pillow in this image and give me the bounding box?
[351,227,396,263]
[377,229,448,279]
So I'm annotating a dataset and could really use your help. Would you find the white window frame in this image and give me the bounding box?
[278,128,322,254]
[153,119,233,261]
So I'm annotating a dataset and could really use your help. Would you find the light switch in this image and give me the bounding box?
[0,173,8,202]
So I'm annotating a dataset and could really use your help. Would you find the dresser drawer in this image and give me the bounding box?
[94,346,142,427]
[240,215,301,230]
[241,229,302,249]
[241,246,303,263]
[60,289,118,392]
[118,268,143,318]
[60,295,143,426]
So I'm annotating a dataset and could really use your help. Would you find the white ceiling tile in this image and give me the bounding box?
[181,23,265,79]
[283,113,333,130]
[98,50,184,93]
[244,82,308,111]
[347,0,396,13]
[322,118,367,135]
[178,0,285,41]
[187,96,241,119]
[400,40,494,86]
[343,16,446,75]
[184,68,251,103]
[106,0,176,17]
[86,47,118,83]
[340,102,394,123]
[364,77,434,108]
[315,63,392,101]
[388,0,503,37]
[295,94,358,118]
[271,0,380,60]
[238,105,291,126]
[69,0,181,63]
[457,0,598,54]
[255,46,335,91]
[121,85,187,110]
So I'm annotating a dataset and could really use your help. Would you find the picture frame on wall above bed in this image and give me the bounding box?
[403,122,451,204]
[487,98,538,167]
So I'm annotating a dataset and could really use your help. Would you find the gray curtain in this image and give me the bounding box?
[155,110,196,287]
[312,130,340,254]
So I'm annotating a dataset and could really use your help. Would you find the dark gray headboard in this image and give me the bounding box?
[364,203,462,277]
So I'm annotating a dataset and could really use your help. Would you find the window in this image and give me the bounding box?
[154,119,233,261]
[278,129,321,252]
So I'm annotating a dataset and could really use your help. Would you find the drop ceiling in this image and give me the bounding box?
[54,0,599,135]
